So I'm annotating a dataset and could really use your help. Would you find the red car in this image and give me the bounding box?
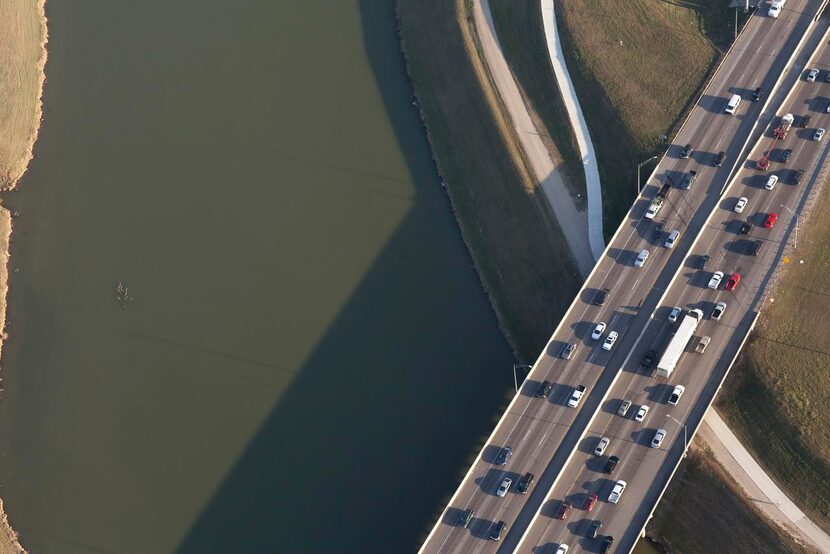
[724,273,741,291]
[584,492,599,512]
[554,500,572,520]
[764,212,779,229]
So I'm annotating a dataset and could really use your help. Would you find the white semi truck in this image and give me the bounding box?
[656,309,704,378]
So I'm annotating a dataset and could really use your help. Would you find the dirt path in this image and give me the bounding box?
[472,0,595,276]
[700,409,830,553]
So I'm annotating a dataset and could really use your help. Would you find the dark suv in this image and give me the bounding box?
[489,521,506,541]
[781,148,792,162]
[799,114,812,129]
[714,151,726,167]
[794,169,805,185]
[605,455,620,474]
[516,472,534,494]
[588,520,603,539]
[601,536,614,553]
[494,446,513,466]
[535,380,553,398]
[641,350,657,369]
[680,143,693,159]
[593,288,609,306]
[457,508,474,528]
[751,87,762,101]
[750,239,763,256]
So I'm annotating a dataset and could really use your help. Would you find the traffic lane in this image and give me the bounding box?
[440,247,685,553]
[614,310,759,553]
[533,314,745,554]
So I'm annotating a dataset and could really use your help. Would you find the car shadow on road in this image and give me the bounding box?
[643,383,670,403]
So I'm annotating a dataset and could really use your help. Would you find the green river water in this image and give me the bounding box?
[0,1,664,553]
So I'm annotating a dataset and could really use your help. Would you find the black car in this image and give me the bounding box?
[714,151,726,167]
[516,472,534,494]
[750,239,763,256]
[680,143,693,159]
[494,446,512,465]
[641,349,657,369]
[799,114,812,128]
[588,520,603,539]
[457,508,474,528]
[489,520,506,541]
[652,222,664,239]
[739,221,752,235]
[601,536,614,553]
[605,455,620,474]
[535,380,553,398]
[781,148,792,162]
[751,87,763,101]
[794,169,805,185]
[593,287,609,306]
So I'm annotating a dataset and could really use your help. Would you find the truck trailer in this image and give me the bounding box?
[656,309,704,378]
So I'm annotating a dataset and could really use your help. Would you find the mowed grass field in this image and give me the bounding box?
[398,0,582,361]
[508,0,741,231]
[649,448,804,554]
[717,179,830,530]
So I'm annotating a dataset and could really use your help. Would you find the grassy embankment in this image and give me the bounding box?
[491,0,742,233]
[648,447,805,554]
[398,0,582,362]
[716,176,830,531]
[0,0,48,552]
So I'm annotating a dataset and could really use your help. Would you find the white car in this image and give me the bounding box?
[734,197,748,213]
[668,306,682,322]
[608,480,627,504]
[712,301,727,320]
[768,0,786,18]
[708,271,724,289]
[634,248,649,268]
[594,437,610,456]
[602,331,619,351]
[807,68,819,82]
[496,477,512,497]
[765,175,779,190]
[591,322,607,341]
[651,428,667,449]
[555,545,569,554]
[669,385,685,405]
[634,405,650,422]
[814,128,826,142]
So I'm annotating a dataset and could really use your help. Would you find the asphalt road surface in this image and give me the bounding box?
[519,10,830,554]
[418,2,830,554]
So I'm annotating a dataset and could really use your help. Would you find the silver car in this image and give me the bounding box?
[594,437,610,456]
[651,428,667,448]
[496,477,512,497]
[712,301,727,320]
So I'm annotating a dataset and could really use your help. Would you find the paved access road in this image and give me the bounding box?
[420,2,827,553]
[520,10,830,554]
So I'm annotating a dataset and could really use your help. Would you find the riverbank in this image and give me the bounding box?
[397,0,582,362]
[0,0,49,551]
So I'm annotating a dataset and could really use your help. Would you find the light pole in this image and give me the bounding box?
[637,155,659,195]
[780,204,799,249]
[666,414,688,456]
[512,365,532,392]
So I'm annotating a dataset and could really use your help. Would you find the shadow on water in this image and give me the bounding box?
[175,1,514,552]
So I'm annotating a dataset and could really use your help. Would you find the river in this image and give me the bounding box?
[0,1,517,552]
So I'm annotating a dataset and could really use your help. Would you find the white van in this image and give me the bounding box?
[725,94,741,115]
